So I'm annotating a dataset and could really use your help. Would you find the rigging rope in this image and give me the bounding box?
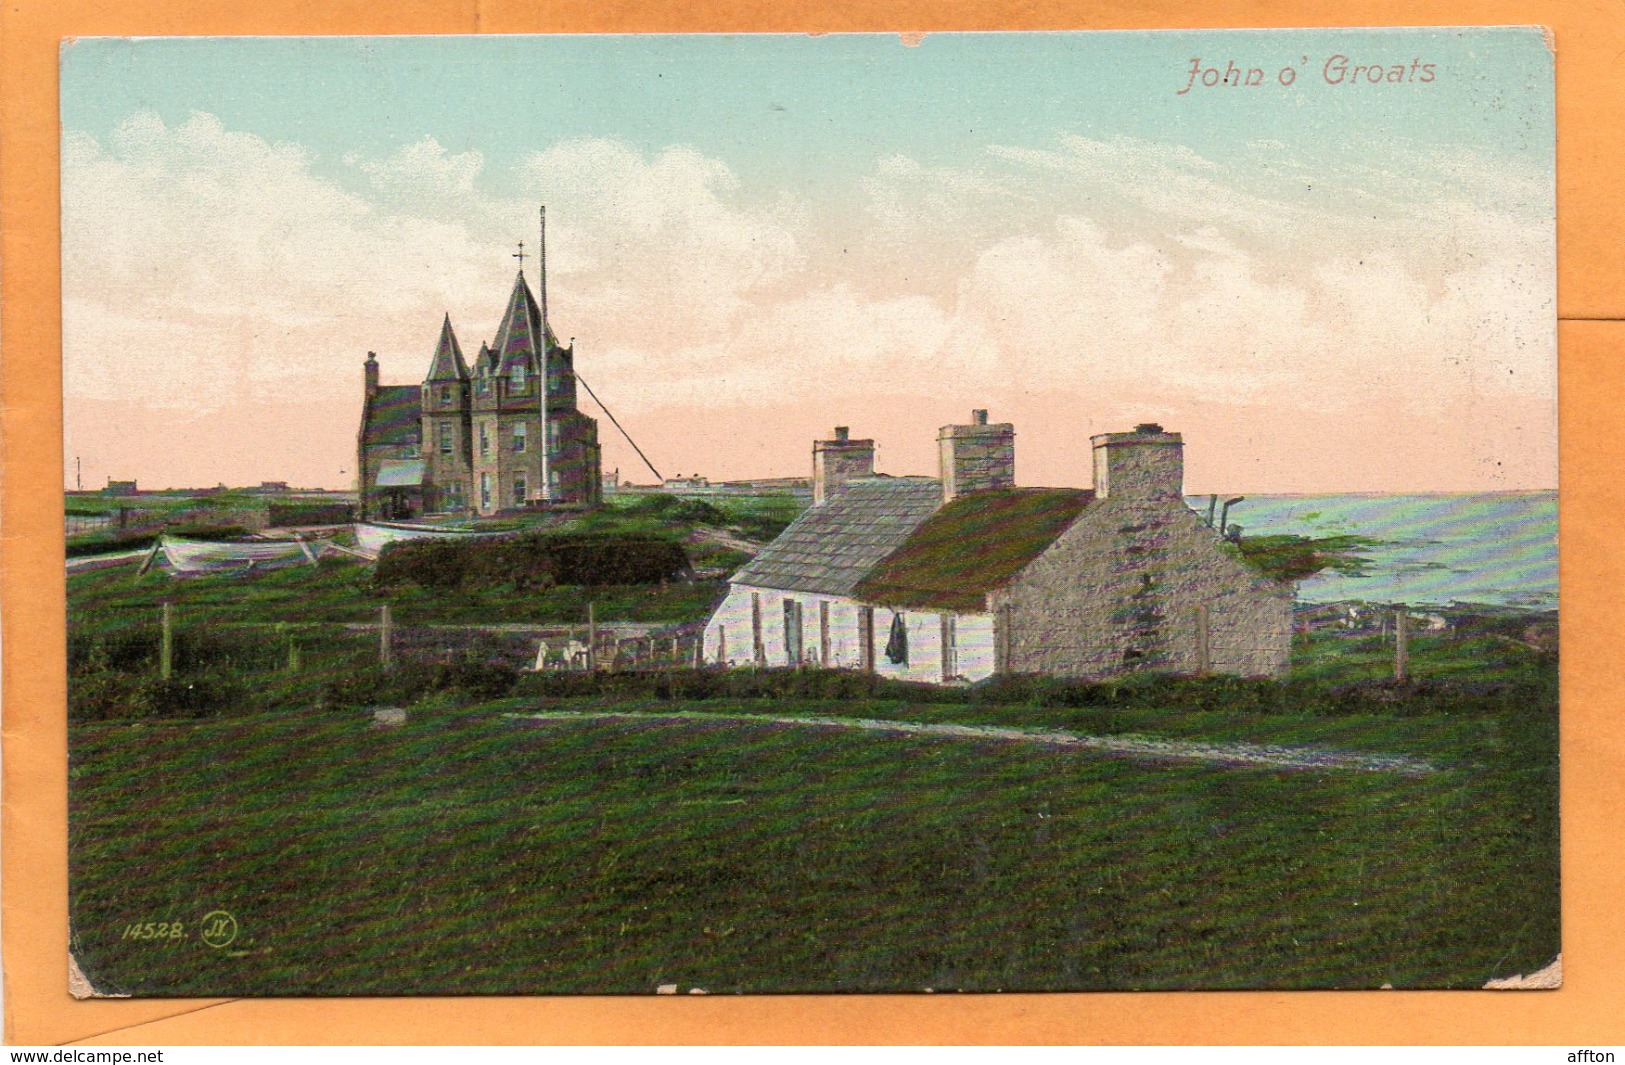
[575,373,664,484]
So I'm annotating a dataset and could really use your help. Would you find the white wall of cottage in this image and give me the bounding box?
[703,584,996,683]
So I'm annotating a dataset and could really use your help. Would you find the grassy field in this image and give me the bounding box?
[65,493,1560,995]
[67,627,1558,995]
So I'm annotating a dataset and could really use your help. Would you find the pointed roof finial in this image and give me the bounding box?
[426,313,470,382]
[512,240,526,274]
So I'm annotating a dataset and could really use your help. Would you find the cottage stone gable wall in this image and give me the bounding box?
[992,496,1292,678]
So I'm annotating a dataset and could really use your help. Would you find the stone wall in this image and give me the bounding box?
[993,496,1292,678]
[938,420,1016,502]
[812,435,876,505]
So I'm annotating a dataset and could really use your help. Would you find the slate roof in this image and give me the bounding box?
[361,385,423,447]
[490,270,559,376]
[731,477,944,597]
[425,314,470,382]
[854,488,1093,612]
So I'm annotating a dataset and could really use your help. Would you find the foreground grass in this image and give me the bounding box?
[66,522,1559,995]
[69,673,1556,995]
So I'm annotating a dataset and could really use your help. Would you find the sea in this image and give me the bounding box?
[1185,491,1558,611]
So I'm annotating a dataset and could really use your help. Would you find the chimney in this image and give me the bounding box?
[812,426,875,505]
[364,351,380,399]
[1091,423,1184,501]
[938,409,1015,503]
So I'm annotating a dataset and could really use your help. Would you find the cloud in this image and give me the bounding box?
[519,139,806,343]
[60,114,1554,490]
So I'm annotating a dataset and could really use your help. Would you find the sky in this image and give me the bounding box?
[59,29,1556,493]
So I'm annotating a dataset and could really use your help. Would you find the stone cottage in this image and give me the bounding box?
[702,414,1293,682]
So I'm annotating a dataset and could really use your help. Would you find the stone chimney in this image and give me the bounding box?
[938,409,1015,503]
[1091,423,1184,501]
[364,351,380,399]
[812,425,875,505]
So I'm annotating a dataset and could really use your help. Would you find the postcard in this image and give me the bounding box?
[61,27,1557,996]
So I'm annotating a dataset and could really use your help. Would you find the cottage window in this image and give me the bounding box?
[514,474,527,506]
[479,424,490,456]
[439,424,453,455]
[513,423,527,453]
[479,472,491,510]
[440,386,453,406]
[512,364,527,391]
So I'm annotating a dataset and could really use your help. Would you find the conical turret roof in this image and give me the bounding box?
[424,313,471,382]
[491,270,559,375]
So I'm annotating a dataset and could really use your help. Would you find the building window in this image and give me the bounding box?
[439,424,453,455]
[548,421,560,448]
[513,423,527,453]
[440,386,453,406]
[479,423,490,456]
[514,474,527,506]
[477,379,489,395]
[479,472,491,510]
[512,364,527,391]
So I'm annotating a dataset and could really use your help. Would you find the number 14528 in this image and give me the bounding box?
[121,921,186,940]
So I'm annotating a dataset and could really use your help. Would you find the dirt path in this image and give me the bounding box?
[510,709,1438,775]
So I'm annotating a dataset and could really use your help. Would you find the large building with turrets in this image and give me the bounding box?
[358,213,602,519]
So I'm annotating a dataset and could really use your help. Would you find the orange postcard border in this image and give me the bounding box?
[5,0,1623,1046]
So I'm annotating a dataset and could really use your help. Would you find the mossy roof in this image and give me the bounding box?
[854,488,1093,612]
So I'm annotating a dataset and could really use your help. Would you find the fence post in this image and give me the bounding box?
[379,604,393,670]
[1394,610,1408,682]
[587,602,597,672]
[159,602,173,680]
[278,622,301,674]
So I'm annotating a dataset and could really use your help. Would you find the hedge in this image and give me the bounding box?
[373,532,691,592]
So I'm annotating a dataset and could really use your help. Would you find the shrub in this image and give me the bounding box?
[69,674,239,722]
[69,626,287,677]
[267,502,356,526]
[319,658,520,711]
[623,494,729,526]
[373,533,689,593]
